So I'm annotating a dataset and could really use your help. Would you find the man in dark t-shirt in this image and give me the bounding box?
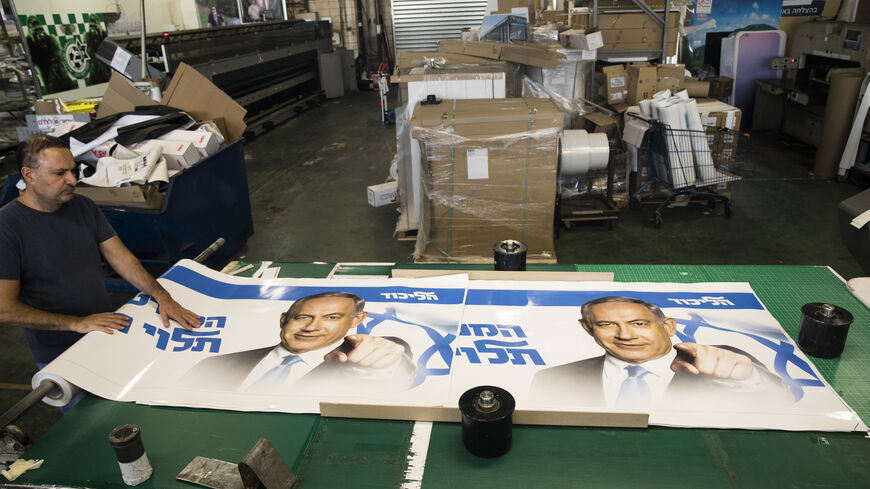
[0,135,202,366]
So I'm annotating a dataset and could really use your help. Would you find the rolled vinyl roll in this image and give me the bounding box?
[561,130,610,175]
[814,73,863,179]
[31,368,81,407]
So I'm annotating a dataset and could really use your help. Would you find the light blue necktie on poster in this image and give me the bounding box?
[616,365,651,407]
[247,354,303,392]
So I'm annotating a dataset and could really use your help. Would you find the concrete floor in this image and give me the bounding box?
[1,89,866,447]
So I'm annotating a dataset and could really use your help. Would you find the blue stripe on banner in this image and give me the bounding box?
[161,266,467,304]
[466,290,764,309]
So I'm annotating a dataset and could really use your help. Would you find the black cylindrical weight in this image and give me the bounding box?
[493,240,527,271]
[109,424,146,464]
[458,385,515,458]
[798,303,854,358]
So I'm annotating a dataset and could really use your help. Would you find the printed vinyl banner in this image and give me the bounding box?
[42,261,866,431]
[19,13,110,95]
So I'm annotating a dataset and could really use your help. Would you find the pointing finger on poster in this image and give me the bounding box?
[671,343,755,380]
[324,334,405,369]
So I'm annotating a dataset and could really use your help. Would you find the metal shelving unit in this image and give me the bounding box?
[591,0,675,61]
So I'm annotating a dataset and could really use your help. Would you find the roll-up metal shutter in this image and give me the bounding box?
[391,0,488,52]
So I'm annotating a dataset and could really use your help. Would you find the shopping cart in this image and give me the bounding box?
[628,113,741,228]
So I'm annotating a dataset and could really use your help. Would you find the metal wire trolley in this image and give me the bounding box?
[629,113,741,228]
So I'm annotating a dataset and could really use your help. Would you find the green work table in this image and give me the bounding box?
[13,263,870,488]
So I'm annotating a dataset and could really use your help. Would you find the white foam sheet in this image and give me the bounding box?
[658,101,696,188]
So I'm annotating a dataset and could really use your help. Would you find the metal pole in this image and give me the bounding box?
[661,0,670,62]
[193,237,226,263]
[140,0,147,80]
[0,380,60,430]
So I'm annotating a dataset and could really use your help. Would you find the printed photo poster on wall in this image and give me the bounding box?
[41,260,468,413]
[451,280,866,432]
[195,0,243,27]
[686,0,783,68]
[18,12,110,95]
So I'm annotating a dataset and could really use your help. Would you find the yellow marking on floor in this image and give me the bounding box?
[0,382,32,391]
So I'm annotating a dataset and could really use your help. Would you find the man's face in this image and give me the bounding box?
[280,297,367,353]
[21,147,78,210]
[581,301,675,364]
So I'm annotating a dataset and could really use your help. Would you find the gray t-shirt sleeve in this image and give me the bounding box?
[0,216,21,280]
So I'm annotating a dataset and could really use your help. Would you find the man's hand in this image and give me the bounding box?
[671,343,755,380]
[69,312,131,334]
[155,294,201,330]
[323,335,406,369]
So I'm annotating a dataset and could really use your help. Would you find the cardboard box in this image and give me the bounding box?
[368,181,398,207]
[96,72,157,119]
[582,111,618,138]
[683,78,710,98]
[626,63,657,105]
[74,184,164,210]
[599,28,678,56]
[438,39,565,69]
[27,113,90,134]
[132,140,202,171]
[394,58,511,232]
[599,64,627,104]
[559,29,603,50]
[493,0,536,24]
[538,10,589,29]
[410,98,563,263]
[696,101,742,131]
[99,63,247,142]
[656,64,684,93]
[708,77,734,100]
[157,129,221,159]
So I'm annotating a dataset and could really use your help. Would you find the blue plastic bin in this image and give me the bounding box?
[1,139,253,266]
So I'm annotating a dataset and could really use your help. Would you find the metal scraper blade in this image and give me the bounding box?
[176,455,245,489]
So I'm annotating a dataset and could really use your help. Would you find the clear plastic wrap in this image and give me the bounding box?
[522,75,587,130]
[410,98,564,263]
[393,55,513,233]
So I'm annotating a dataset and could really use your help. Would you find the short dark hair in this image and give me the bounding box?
[283,291,366,321]
[580,296,665,326]
[17,135,69,172]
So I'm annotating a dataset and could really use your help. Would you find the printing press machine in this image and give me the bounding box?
[104,20,333,136]
[754,21,870,146]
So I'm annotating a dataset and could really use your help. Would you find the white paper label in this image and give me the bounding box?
[110,47,132,72]
[610,76,626,88]
[585,31,604,50]
[467,148,489,179]
[697,0,713,14]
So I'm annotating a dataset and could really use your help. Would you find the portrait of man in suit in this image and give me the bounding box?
[183,291,415,393]
[530,296,791,409]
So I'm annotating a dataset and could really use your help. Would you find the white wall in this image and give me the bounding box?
[15,0,200,34]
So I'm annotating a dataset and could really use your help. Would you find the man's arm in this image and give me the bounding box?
[98,236,201,330]
[0,279,130,334]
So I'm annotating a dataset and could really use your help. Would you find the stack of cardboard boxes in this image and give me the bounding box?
[411,98,563,263]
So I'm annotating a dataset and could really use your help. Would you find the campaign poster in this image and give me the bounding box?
[685,0,783,68]
[42,260,467,413]
[18,13,110,95]
[40,262,866,431]
[451,280,865,431]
